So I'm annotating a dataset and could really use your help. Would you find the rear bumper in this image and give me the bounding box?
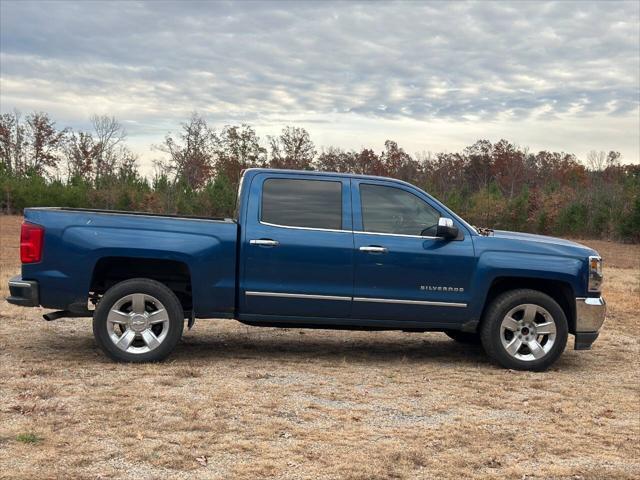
[574,296,606,350]
[6,276,39,307]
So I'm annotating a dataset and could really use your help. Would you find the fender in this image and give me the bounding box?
[469,250,583,319]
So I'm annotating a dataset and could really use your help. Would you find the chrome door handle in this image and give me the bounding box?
[250,239,279,247]
[359,246,388,253]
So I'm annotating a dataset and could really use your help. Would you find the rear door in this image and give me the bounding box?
[240,173,353,319]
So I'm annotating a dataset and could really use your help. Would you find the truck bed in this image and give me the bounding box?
[21,207,239,316]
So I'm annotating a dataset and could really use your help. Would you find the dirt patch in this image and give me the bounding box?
[0,215,638,479]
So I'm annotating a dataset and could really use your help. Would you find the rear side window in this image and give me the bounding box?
[261,178,342,230]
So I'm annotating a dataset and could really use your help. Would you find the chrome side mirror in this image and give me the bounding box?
[436,217,459,240]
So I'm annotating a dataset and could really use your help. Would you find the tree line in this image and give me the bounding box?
[1,111,638,241]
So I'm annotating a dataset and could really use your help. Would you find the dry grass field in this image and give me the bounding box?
[0,215,638,479]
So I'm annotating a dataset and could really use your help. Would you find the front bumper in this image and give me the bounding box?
[574,296,606,350]
[6,276,39,307]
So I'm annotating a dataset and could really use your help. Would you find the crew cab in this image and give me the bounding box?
[7,168,606,370]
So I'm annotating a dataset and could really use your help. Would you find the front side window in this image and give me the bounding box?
[261,178,342,230]
[360,184,440,236]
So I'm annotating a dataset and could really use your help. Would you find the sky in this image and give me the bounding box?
[1,0,639,174]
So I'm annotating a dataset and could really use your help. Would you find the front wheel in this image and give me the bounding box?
[480,289,568,371]
[93,278,184,362]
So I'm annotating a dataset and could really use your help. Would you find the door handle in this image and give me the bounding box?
[359,246,388,254]
[250,239,279,247]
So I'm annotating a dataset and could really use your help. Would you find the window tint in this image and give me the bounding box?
[360,184,440,236]
[261,178,342,230]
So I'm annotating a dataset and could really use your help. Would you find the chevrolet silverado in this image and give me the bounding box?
[7,168,606,370]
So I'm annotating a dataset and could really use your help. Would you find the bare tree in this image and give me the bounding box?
[91,115,126,181]
[586,150,607,171]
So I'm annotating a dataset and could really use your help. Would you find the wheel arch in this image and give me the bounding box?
[480,277,576,334]
[90,256,193,314]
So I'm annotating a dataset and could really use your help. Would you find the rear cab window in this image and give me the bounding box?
[261,178,343,230]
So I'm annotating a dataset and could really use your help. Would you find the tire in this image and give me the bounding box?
[444,330,482,345]
[93,278,184,362]
[480,289,568,371]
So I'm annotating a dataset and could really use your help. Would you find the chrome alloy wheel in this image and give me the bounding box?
[106,293,170,354]
[500,303,557,362]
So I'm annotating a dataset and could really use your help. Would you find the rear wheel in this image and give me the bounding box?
[93,278,184,362]
[480,289,568,371]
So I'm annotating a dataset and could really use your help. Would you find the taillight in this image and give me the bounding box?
[20,222,44,263]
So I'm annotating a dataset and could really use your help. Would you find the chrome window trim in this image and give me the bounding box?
[353,297,467,307]
[245,291,351,301]
[260,177,344,232]
[259,220,351,234]
[245,291,466,307]
[354,230,441,240]
[258,222,442,238]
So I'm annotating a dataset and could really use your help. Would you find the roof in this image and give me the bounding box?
[241,167,416,188]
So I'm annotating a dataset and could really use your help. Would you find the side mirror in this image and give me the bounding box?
[436,217,459,240]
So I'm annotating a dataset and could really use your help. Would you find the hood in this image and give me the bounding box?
[481,230,598,258]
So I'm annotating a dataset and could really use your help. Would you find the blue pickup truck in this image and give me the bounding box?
[7,168,606,370]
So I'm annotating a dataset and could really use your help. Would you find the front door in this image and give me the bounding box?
[351,180,476,326]
[241,173,353,319]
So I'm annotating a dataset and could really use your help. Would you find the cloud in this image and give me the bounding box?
[1,0,638,165]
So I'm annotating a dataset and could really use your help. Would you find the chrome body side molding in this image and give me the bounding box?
[245,291,351,301]
[245,291,467,307]
[353,297,467,308]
